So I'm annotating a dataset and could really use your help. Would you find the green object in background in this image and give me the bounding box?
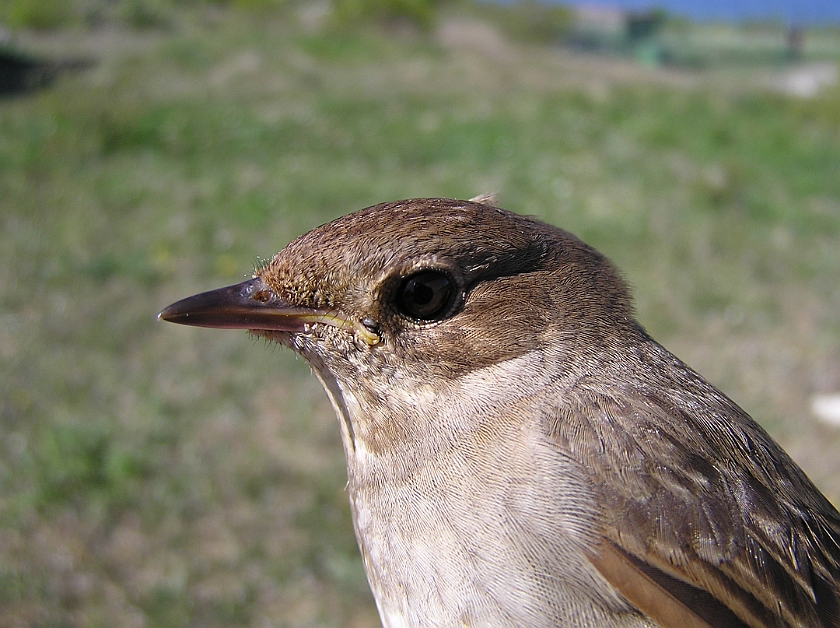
[634,40,662,65]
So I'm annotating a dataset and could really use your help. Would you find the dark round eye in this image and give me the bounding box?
[395,271,455,321]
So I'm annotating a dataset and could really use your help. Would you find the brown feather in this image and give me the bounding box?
[588,540,751,628]
[548,333,840,627]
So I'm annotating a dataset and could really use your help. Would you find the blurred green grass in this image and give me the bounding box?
[2,3,840,626]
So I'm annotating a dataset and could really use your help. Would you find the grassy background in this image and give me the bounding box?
[1,3,840,626]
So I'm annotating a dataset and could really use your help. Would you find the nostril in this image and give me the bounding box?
[252,289,272,303]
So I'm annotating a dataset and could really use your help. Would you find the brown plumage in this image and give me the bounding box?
[160,198,840,627]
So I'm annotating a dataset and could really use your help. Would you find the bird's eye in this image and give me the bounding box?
[395,271,455,321]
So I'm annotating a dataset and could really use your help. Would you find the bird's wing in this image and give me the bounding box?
[546,378,840,628]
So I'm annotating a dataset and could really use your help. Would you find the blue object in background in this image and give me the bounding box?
[556,0,840,24]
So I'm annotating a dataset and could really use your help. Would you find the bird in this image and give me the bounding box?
[159,197,840,628]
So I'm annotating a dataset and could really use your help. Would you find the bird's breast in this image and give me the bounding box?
[321,353,645,627]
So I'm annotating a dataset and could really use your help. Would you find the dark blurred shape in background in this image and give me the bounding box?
[0,46,92,96]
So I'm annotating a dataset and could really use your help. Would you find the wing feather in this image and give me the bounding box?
[545,340,840,627]
[588,539,752,627]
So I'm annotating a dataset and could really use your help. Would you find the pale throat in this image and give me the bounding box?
[312,349,558,477]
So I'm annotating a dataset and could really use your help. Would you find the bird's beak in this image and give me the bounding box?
[158,277,380,345]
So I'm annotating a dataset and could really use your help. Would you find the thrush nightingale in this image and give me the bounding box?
[160,198,840,628]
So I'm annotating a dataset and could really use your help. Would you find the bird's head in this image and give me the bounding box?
[160,198,635,377]
[160,198,638,454]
